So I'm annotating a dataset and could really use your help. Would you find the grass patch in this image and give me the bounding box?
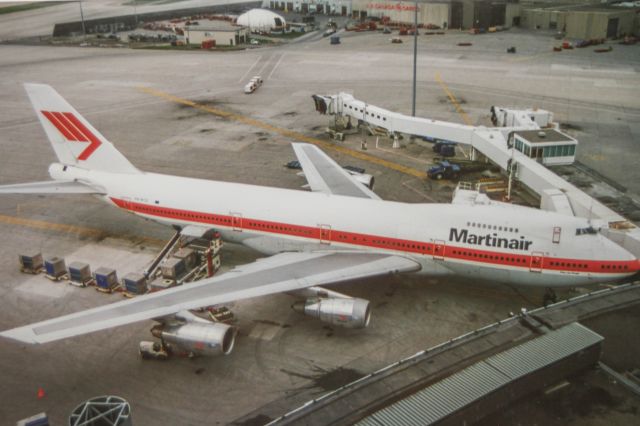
[0,1,68,15]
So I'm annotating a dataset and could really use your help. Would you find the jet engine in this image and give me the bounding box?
[152,312,236,356]
[344,170,375,189]
[291,297,371,329]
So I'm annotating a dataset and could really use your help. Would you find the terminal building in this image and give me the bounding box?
[262,0,639,36]
[262,0,520,29]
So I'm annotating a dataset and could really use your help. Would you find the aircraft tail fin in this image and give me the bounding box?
[24,83,140,174]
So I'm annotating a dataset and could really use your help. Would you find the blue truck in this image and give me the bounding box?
[427,161,461,180]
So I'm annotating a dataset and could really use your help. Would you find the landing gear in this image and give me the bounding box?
[543,287,558,307]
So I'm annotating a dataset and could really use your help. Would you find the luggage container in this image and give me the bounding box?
[173,248,197,270]
[19,252,43,274]
[123,272,147,295]
[161,258,186,281]
[44,256,67,279]
[94,267,118,291]
[68,262,92,287]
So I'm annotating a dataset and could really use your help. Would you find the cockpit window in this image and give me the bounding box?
[576,226,597,236]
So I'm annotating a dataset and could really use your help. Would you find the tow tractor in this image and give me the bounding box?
[244,75,263,94]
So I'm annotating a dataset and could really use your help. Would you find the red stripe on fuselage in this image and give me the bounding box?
[110,197,639,276]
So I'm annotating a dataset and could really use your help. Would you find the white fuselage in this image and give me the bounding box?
[53,164,639,287]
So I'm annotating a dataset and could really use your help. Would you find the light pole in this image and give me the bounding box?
[79,0,86,39]
[411,0,418,117]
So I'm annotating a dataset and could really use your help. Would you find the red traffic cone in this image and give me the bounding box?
[37,387,46,399]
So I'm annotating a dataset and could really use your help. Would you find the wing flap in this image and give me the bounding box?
[293,143,380,200]
[1,251,420,344]
[0,180,104,194]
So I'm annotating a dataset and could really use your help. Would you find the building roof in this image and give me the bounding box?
[515,129,576,144]
[528,3,640,13]
[236,8,286,30]
[185,22,246,33]
[357,323,603,426]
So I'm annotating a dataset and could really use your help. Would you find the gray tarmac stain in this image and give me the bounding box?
[232,414,272,426]
[281,365,365,393]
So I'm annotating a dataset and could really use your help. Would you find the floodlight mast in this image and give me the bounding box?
[412,0,418,117]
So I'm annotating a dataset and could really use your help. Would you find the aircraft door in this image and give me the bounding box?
[319,224,331,245]
[530,251,544,272]
[231,212,242,232]
[433,240,445,260]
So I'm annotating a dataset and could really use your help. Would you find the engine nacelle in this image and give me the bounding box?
[154,322,236,356]
[292,297,371,329]
[345,170,375,189]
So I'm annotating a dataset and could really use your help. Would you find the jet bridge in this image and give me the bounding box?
[312,93,640,257]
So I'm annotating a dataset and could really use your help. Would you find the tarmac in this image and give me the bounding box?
[0,7,639,425]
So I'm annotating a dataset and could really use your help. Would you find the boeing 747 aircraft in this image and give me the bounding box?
[0,84,637,355]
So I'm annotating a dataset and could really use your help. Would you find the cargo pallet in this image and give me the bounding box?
[68,278,95,288]
[45,273,69,282]
[96,286,117,294]
[20,266,43,275]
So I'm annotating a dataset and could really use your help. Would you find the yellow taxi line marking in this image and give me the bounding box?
[138,86,428,179]
[434,72,473,126]
[0,213,164,245]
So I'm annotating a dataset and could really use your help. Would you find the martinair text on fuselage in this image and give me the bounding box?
[449,227,533,251]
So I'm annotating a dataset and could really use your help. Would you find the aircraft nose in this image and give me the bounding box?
[603,235,640,272]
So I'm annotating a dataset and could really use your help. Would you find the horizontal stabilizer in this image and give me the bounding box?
[0,180,104,194]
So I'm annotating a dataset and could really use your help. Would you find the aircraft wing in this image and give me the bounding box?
[0,180,104,194]
[292,143,381,200]
[1,251,420,344]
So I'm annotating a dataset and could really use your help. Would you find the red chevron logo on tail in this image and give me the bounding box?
[41,110,102,161]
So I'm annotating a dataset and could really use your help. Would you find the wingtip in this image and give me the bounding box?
[0,326,39,344]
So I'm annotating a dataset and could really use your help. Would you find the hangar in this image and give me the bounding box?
[520,3,640,39]
[263,0,519,29]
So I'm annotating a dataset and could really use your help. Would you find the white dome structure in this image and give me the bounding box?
[236,9,286,33]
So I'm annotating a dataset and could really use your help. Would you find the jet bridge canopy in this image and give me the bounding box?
[513,129,577,166]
